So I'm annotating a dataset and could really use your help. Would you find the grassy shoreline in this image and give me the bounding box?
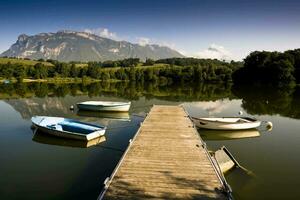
[0,77,125,83]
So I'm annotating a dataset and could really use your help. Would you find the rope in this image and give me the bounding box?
[95,145,125,152]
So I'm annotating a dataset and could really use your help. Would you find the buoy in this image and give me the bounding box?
[70,105,74,110]
[238,111,243,115]
[266,121,273,131]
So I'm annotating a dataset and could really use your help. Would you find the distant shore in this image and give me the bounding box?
[0,78,124,84]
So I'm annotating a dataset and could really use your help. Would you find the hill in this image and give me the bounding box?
[0,30,184,62]
[0,57,53,66]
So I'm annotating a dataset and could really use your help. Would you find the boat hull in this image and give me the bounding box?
[77,102,131,112]
[192,117,261,130]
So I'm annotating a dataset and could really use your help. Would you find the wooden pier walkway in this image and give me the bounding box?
[99,105,230,200]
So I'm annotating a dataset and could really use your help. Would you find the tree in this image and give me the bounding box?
[14,65,26,82]
[144,58,155,66]
[34,63,48,79]
[70,64,79,78]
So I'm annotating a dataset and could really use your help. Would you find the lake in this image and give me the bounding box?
[0,82,299,200]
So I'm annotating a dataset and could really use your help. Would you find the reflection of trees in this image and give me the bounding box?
[2,82,300,119]
[232,85,300,118]
[290,88,300,118]
[0,81,234,102]
[53,84,70,97]
[33,83,48,98]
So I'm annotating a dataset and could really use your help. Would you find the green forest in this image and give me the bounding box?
[0,57,241,84]
[1,49,300,86]
[232,49,300,85]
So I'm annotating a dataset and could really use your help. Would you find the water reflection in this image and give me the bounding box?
[77,110,130,121]
[201,129,260,141]
[232,85,300,119]
[1,82,300,200]
[0,81,233,101]
[1,82,300,119]
[33,131,106,148]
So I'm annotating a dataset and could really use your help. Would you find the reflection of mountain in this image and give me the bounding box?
[5,97,77,119]
[1,82,237,123]
[2,82,300,120]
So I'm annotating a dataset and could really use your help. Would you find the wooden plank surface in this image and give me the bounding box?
[100,105,228,200]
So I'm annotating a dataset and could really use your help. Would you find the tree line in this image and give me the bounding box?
[232,49,300,85]
[5,49,300,86]
[0,57,241,84]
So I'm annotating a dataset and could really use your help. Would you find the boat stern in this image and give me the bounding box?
[86,129,106,141]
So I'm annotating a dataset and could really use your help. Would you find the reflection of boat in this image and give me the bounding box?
[77,110,130,121]
[31,116,106,141]
[77,101,131,112]
[191,117,261,130]
[33,131,106,148]
[201,129,260,140]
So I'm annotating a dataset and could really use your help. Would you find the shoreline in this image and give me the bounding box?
[0,78,125,84]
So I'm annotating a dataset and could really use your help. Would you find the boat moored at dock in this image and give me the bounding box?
[191,117,261,130]
[31,116,106,141]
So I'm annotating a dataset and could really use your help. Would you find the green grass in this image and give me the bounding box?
[74,63,88,67]
[0,58,53,66]
[100,63,170,71]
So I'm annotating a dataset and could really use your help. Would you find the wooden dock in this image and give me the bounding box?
[99,105,230,200]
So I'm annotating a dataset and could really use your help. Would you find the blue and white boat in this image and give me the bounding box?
[31,116,106,141]
[77,101,131,112]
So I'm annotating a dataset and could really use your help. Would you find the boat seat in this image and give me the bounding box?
[58,121,97,134]
[46,124,63,131]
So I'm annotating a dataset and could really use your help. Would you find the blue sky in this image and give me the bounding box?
[0,0,300,60]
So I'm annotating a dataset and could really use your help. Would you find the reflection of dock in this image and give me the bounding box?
[33,131,106,148]
[201,129,260,141]
[99,105,229,199]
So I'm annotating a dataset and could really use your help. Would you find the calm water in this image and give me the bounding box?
[0,82,300,200]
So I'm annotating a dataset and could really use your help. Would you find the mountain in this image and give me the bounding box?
[0,30,184,62]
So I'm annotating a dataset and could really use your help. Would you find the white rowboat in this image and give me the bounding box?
[191,117,261,130]
[77,101,131,112]
[31,116,106,141]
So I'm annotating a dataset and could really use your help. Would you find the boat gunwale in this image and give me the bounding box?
[191,116,258,124]
[31,116,106,137]
[77,101,131,107]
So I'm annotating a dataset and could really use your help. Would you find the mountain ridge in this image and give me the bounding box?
[1,30,184,62]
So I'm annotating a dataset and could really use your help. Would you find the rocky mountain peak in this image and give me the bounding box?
[1,30,184,62]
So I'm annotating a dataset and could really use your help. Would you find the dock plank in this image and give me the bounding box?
[100,105,228,200]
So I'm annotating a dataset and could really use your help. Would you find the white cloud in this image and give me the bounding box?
[137,37,151,46]
[136,37,177,49]
[194,44,232,61]
[191,100,230,115]
[83,28,118,40]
